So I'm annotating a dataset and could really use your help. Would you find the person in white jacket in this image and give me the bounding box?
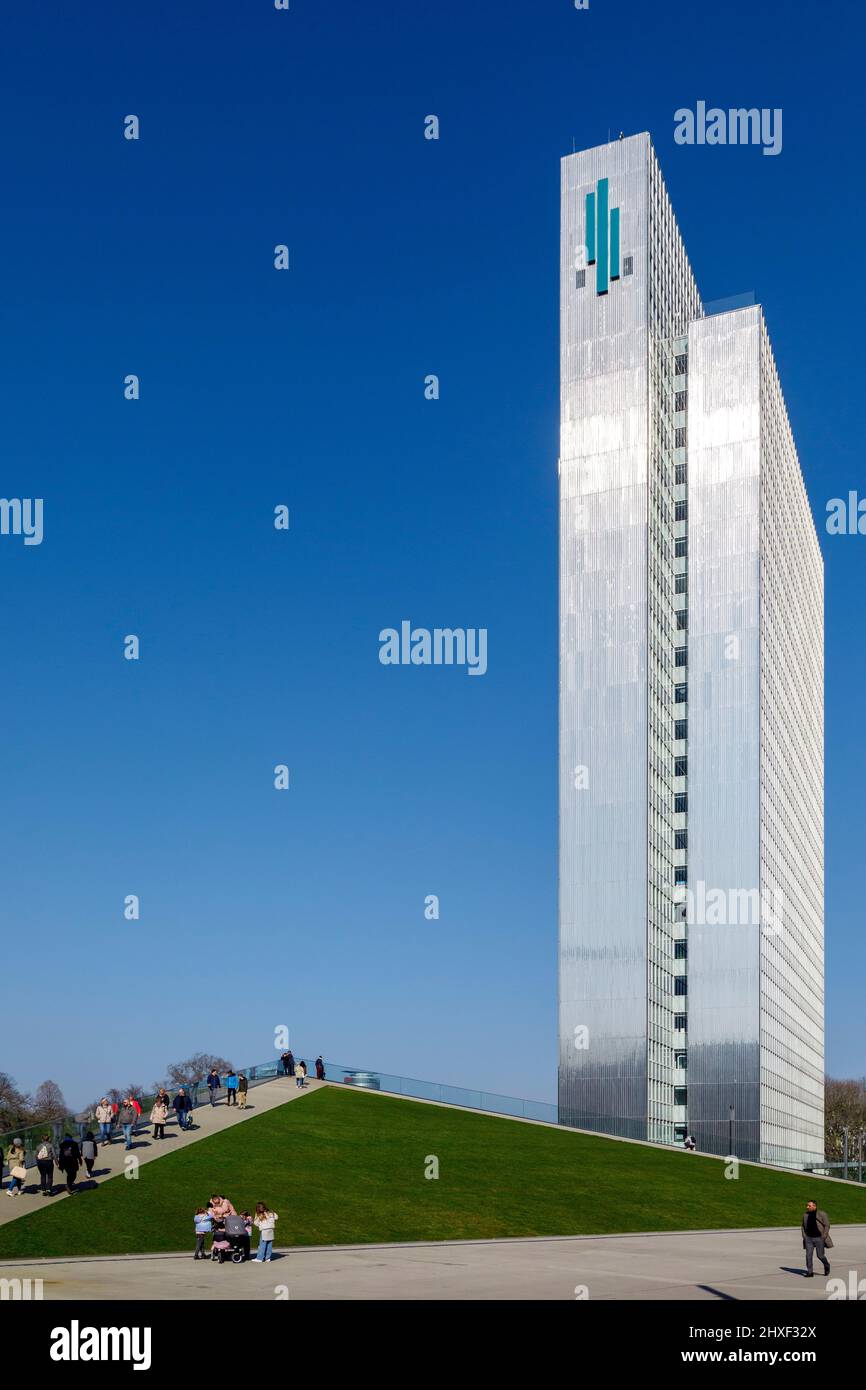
[95,1100,113,1145]
[253,1203,278,1262]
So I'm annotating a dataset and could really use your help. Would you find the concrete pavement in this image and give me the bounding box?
[3,1225,865,1300]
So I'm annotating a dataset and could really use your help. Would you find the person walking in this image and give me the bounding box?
[207,1070,221,1106]
[173,1088,193,1131]
[315,1056,325,1080]
[193,1207,212,1260]
[57,1134,82,1194]
[81,1131,98,1180]
[295,1060,307,1089]
[118,1099,137,1150]
[253,1203,278,1262]
[237,1072,249,1109]
[130,1095,142,1134]
[225,1071,238,1107]
[35,1134,56,1196]
[5,1138,27,1196]
[150,1096,169,1140]
[802,1200,833,1277]
[96,1099,113,1145]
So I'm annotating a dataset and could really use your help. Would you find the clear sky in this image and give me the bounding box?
[1,0,863,1109]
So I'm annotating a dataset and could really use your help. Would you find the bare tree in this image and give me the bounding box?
[0,1073,32,1132]
[165,1053,233,1089]
[32,1080,69,1123]
[825,1077,866,1160]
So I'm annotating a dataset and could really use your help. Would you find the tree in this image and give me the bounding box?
[0,1073,32,1132]
[824,1077,866,1161]
[32,1080,69,1123]
[165,1053,233,1089]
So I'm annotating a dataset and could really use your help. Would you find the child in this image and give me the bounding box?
[81,1131,99,1179]
[253,1203,278,1262]
[193,1207,212,1259]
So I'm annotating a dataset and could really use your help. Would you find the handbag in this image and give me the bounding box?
[11,1165,27,1180]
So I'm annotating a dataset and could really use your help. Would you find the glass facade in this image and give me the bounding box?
[559,134,824,1168]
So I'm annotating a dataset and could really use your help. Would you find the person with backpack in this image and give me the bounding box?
[35,1134,56,1195]
[57,1134,82,1194]
[5,1138,27,1196]
[206,1069,221,1106]
[81,1131,98,1180]
[237,1072,249,1108]
[173,1088,193,1131]
[118,1099,137,1150]
[95,1099,113,1145]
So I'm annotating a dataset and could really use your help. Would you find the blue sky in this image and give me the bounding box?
[1,0,863,1108]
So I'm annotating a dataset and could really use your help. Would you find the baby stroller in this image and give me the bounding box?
[211,1215,248,1264]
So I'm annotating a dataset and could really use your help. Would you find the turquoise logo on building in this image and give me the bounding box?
[585,177,620,295]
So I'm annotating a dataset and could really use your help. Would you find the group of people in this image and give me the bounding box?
[279,1052,325,1085]
[193,1194,279,1263]
[204,1070,250,1107]
[3,1131,99,1198]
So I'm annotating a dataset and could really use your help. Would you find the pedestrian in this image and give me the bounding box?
[96,1098,113,1145]
[684,1133,696,1152]
[173,1088,193,1131]
[207,1069,221,1106]
[130,1095,142,1134]
[239,1211,252,1261]
[237,1072,249,1109]
[802,1199,833,1277]
[150,1096,169,1140]
[208,1192,236,1220]
[225,1071,238,1107]
[118,1098,137,1150]
[57,1134,82,1194]
[295,1060,307,1089]
[286,1050,295,1078]
[280,1051,291,1077]
[315,1056,325,1080]
[253,1203,278,1262]
[35,1134,56,1196]
[81,1131,98,1180]
[193,1207,212,1260]
[5,1138,27,1196]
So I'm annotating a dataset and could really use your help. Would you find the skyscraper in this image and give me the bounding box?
[558,133,824,1169]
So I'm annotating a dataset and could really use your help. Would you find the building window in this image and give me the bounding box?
[675,573,688,594]
[675,757,687,777]
[674,792,688,812]
[675,391,687,412]
[674,867,688,886]
[675,1013,687,1031]
[575,269,586,288]
[675,427,687,448]
[675,354,687,375]
[675,940,687,959]
[675,1051,687,1069]
[675,684,687,703]
[676,611,688,630]
[675,538,688,557]
[675,977,687,996]
[675,463,687,485]
[623,255,633,276]
[675,501,688,521]
[674,1087,688,1106]
[674,719,688,740]
[674,830,688,850]
[675,647,687,667]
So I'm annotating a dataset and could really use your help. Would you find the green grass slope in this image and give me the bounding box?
[1,1086,863,1260]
